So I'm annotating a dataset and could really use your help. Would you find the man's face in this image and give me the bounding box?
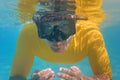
[45,36,73,53]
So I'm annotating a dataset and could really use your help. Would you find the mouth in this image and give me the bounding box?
[51,44,64,49]
[50,43,66,53]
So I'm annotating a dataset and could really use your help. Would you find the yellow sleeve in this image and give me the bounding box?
[10,24,37,78]
[87,29,112,78]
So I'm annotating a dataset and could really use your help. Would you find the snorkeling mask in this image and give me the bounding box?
[33,11,87,42]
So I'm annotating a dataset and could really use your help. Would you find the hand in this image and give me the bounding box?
[31,68,55,80]
[57,66,85,80]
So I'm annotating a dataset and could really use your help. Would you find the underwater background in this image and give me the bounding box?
[0,0,120,79]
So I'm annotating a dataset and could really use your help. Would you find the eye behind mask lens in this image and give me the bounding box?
[56,20,76,35]
[36,20,76,42]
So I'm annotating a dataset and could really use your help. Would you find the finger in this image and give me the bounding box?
[39,68,52,75]
[46,71,55,80]
[58,73,73,80]
[49,75,55,80]
[32,68,54,80]
[70,66,81,73]
[39,71,54,80]
[59,67,74,76]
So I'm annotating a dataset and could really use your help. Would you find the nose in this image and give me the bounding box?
[56,41,64,46]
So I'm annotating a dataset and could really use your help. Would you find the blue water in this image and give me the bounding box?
[0,0,120,80]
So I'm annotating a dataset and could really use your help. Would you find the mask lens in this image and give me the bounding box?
[39,20,75,42]
[58,20,75,35]
[33,12,76,42]
[42,22,53,35]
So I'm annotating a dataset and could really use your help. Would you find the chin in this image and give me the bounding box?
[54,50,65,53]
[51,48,66,53]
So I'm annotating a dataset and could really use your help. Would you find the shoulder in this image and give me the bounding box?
[21,23,37,32]
[76,21,101,38]
[18,23,39,45]
[76,21,104,45]
[20,23,38,37]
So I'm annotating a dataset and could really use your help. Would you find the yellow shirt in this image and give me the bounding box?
[11,0,112,78]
